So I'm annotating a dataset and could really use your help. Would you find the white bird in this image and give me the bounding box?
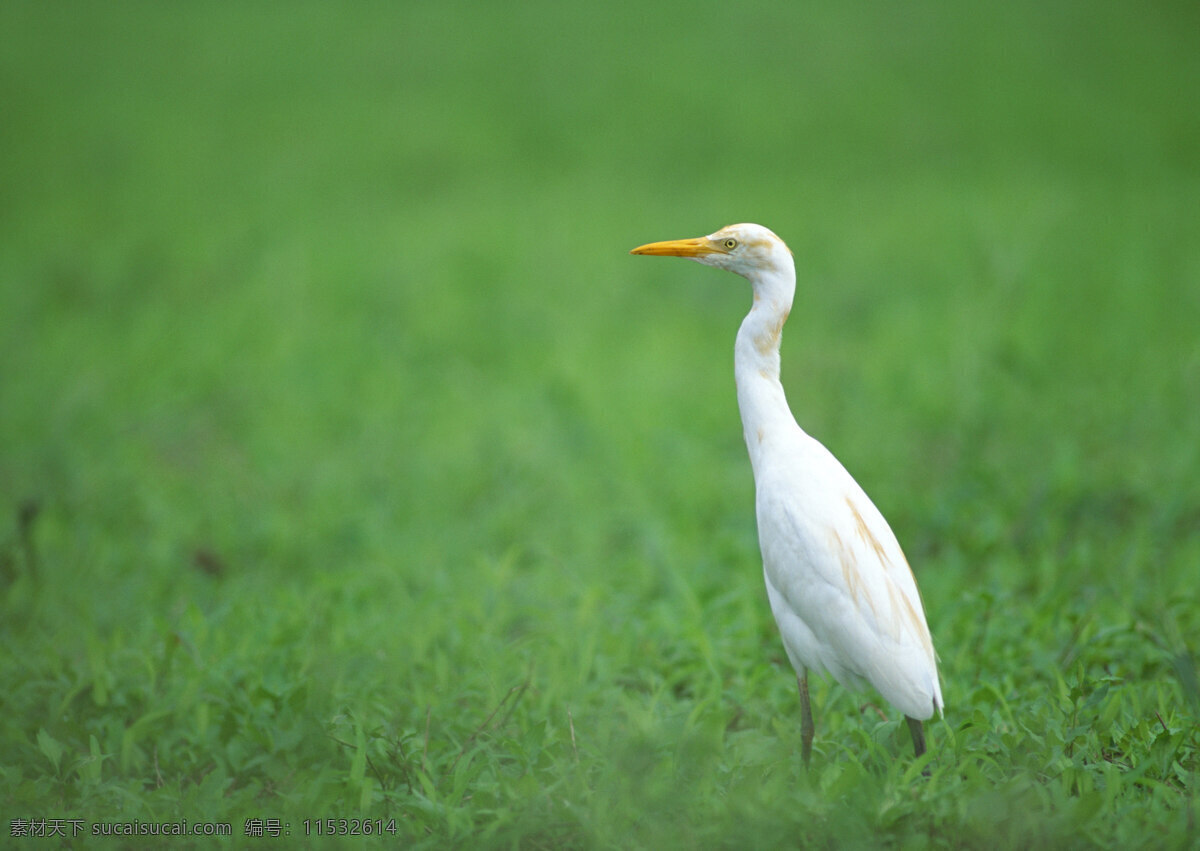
[631,223,943,765]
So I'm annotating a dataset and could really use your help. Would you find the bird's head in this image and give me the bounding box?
[630,223,793,281]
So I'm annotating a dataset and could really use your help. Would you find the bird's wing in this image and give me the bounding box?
[757,439,942,719]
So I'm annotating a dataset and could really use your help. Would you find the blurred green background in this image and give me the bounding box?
[2,1,1198,847]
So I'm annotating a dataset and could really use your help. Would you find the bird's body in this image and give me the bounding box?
[631,223,942,762]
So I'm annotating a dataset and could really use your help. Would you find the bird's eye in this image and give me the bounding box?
[724,238,738,250]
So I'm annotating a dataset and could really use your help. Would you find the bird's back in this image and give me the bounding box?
[754,426,943,720]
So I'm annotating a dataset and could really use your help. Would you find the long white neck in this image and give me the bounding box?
[734,264,800,476]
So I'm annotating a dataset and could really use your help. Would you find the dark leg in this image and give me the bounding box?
[798,672,814,768]
[906,716,926,758]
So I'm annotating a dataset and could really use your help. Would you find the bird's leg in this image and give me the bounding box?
[906,716,926,758]
[798,672,814,768]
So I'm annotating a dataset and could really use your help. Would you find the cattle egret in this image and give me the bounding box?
[631,223,943,765]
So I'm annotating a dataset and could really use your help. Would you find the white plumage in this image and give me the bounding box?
[631,223,943,764]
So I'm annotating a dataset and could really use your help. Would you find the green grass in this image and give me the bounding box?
[2,1,1198,847]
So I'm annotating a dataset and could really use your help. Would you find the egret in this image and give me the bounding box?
[631,223,943,765]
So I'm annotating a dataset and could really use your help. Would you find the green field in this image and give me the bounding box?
[2,2,1198,847]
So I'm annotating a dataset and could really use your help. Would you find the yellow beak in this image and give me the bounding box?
[629,236,719,257]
